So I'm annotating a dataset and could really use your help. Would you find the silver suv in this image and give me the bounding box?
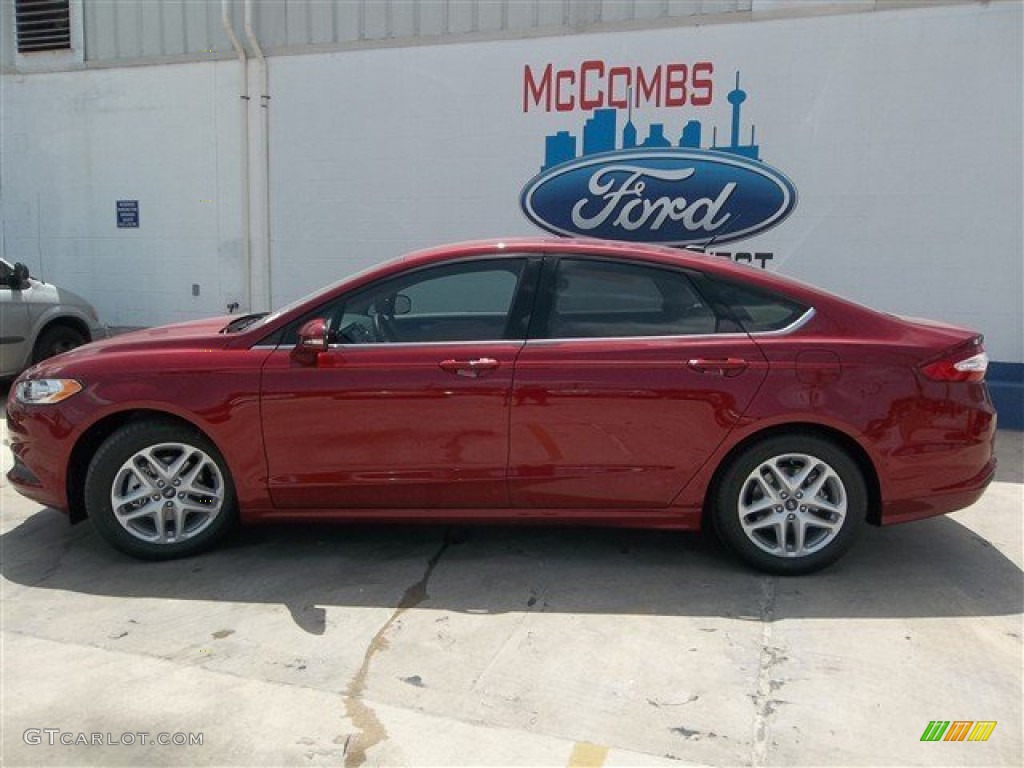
[1,259,107,377]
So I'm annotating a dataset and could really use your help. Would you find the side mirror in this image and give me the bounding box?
[393,294,411,315]
[8,262,29,289]
[292,318,328,366]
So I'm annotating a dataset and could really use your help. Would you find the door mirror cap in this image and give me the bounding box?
[8,262,29,289]
[292,318,328,365]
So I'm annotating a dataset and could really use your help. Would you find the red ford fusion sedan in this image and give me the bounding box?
[6,239,996,574]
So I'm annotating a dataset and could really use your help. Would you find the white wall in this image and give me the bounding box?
[270,1,1023,362]
[2,1,1021,362]
[1,60,244,327]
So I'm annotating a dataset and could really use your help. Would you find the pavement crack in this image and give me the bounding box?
[27,531,91,587]
[750,576,784,768]
[342,531,453,767]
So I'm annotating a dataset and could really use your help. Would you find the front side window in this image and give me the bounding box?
[544,259,717,339]
[315,259,527,345]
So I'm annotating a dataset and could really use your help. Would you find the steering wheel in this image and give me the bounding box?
[372,309,399,342]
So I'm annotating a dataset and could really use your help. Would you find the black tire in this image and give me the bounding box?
[712,434,867,575]
[33,324,87,363]
[84,420,238,560]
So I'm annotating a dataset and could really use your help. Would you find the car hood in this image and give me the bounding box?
[89,316,236,348]
[22,316,238,377]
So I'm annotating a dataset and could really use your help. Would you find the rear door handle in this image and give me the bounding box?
[688,357,749,377]
[439,358,500,378]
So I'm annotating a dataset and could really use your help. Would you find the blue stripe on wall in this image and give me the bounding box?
[989,362,1024,430]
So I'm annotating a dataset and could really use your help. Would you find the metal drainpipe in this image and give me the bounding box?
[243,0,271,312]
[221,0,251,313]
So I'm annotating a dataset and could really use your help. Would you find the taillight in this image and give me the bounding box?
[921,345,989,382]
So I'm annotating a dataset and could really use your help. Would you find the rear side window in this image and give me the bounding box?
[705,277,808,333]
[544,259,717,338]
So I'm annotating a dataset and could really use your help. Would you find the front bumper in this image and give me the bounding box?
[5,396,74,513]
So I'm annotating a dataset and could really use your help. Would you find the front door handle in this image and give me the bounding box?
[439,358,500,378]
[688,357,749,377]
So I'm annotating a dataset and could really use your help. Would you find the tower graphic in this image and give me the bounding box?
[540,71,761,170]
[720,71,759,160]
[728,72,746,148]
[623,87,638,149]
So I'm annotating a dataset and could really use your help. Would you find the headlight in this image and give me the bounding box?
[15,379,83,405]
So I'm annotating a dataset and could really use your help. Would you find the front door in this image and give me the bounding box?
[261,256,537,509]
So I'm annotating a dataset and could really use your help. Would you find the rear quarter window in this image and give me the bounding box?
[705,277,809,333]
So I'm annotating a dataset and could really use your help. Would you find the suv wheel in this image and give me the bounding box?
[33,324,87,363]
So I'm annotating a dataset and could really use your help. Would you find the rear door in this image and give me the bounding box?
[509,256,768,509]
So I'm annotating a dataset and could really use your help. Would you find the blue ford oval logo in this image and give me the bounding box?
[520,149,797,247]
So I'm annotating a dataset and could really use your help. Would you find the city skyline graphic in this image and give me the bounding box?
[541,71,761,171]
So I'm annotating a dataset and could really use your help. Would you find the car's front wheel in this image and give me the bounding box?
[713,434,867,575]
[84,420,237,559]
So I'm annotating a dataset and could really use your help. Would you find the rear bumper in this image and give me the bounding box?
[881,457,996,526]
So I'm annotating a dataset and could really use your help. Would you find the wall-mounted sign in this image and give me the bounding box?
[116,200,139,229]
[521,150,796,246]
[519,65,797,248]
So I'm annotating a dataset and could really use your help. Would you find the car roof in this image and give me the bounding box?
[399,237,829,302]
[402,236,712,264]
[243,236,886,344]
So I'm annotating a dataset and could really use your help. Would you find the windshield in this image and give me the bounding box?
[244,260,395,332]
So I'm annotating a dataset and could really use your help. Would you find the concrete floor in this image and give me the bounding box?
[1,404,1021,766]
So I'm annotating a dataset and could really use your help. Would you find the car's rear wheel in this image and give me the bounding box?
[33,324,87,363]
[713,434,867,575]
[84,421,237,559]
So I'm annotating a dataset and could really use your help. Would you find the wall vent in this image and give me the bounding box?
[15,0,71,53]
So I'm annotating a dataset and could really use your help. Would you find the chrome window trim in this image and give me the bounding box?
[256,308,816,350]
[255,340,525,351]
[526,332,749,346]
[751,306,816,337]
[256,306,814,351]
[326,339,526,350]
[524,307,816,345]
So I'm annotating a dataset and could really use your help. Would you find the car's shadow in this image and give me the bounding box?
[1,509,1020,634]
[4,381,1021,633]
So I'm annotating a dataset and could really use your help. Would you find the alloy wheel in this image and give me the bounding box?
[110,442,226,544]
[736,452,847,558]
